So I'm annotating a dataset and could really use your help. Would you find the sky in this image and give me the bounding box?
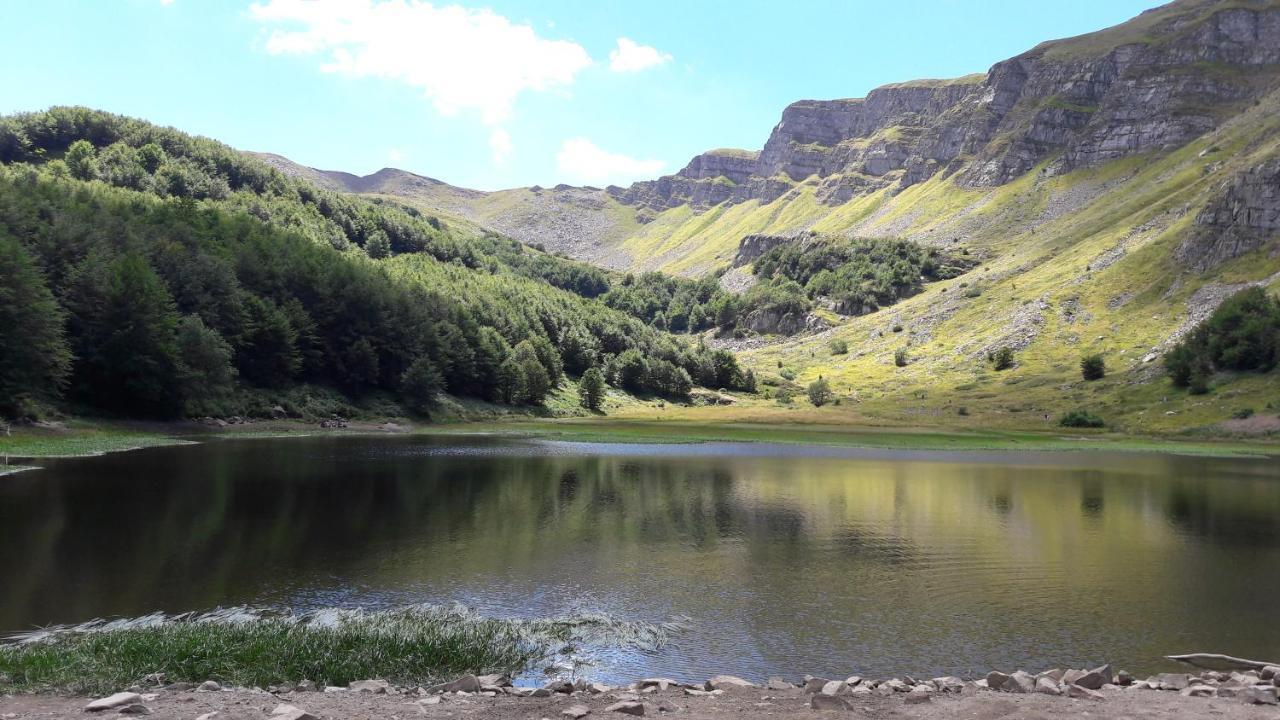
[2,0,1158,191]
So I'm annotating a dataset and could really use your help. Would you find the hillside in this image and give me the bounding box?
[268,0,1280,435]
[0,108,752,422]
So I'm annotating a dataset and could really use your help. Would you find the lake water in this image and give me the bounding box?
[3,434,1279,682]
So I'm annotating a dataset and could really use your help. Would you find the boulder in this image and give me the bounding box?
[766,677,794,691]
[1035,678,1062,696]
[85,693,144,712]
[1062,669,1086,685]
[881,679,909,693]
[427,675,482,694]
[843,676,862,687]
[932,676,964,693]
[1151,673,1191,691]
[116,705,151,715]
[348,679,390,694]
[1006,671,1036,693]
[604,701,646,716]
[198,681,222,692]
[271,705,318,720]
[1180,685,1214,697]
[1242,686,1279,705]
[639,678,678,691]
[1261,665,1279,681]
[1035,669,1064,683]
[704,675,754,690]
[590,683,613,694]
[1066,684,1105,701]
[562,704,592,718]
[809,694,852,711]
[1073,669,1107,690]
[904,686,932,704]
[820,680,846,696]
[984,671,1010,691]
[1115,670,1133,686]
[802,678,830,694]
[418,696,442,705]
[477,673,510,687]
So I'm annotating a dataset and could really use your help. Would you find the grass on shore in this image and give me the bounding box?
[0,429,192,459]
[445,417,1280,457]
[0,606,675,695]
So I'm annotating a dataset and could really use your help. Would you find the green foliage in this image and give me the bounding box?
[1058,409,1105,428]
[894,347,909,367]
[779,367,796,381]
[991,346,1016,371]
[0,607,557,694]
[175,315,236,416]
[0,107,751,416]
[829,338,848,355]
[399,356,443,416]
[807,377,833,407]
[0,233,71,416]
[775,387,794,405]
[64,139,96,180]
[578,367,606,411]
[1165,287,1280,392]
[1080,353,1106,381]
[1231,407,1254,420]
[754,235,970,315]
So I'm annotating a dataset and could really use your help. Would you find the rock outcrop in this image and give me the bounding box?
[608,0,1280,211]
[1177,155,1280,270]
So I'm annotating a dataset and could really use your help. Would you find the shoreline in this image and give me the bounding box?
[3,666,1277,719]
[3,415,1280,468]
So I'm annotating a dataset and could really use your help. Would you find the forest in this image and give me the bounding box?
[0,107,752,420]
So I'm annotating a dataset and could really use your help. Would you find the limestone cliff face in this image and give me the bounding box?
[609,0,1280,211]
[1178,155,1280,270]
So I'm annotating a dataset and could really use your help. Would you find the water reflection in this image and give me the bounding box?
[1,435,1278,681]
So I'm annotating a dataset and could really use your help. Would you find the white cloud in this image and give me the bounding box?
[387,147,406,164]
[608,37,671,73]
[488,128,512,164]
[249,0,594,166]
[555,138,664,186]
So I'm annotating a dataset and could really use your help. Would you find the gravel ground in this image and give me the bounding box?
[4,680,1279,720]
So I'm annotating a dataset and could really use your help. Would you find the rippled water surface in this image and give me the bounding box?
[3,434,1279,681]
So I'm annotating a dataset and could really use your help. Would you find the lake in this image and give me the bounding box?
[2,434,1279,682]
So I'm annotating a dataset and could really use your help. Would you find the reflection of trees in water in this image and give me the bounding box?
[3,438,1280,635]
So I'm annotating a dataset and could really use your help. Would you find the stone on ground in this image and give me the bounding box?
[348,679,390,694]
[604,701,646,716]
[809,694,852,711]
[705,675,755,690]
[84,693,143,712]
[904,686,932,704]
[562,704,592,718]
[1067,684,1106,701]
[427,675,482,694]
[984,671,1010,691]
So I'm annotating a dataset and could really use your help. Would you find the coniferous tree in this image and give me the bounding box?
[578,367,606,411]
[0,233,71,415]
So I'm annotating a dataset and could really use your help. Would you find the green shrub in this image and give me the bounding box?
[1058,409,1104,428]
[779,368,796,381]
[1080,353,1105,381]
[894,348,909,367]
[829,338,848,355]
[1166,287,1280,390]
[992,346,1015,371]
[1232,407,1255,420]
[807,377,833,407]
[775,387,794,405]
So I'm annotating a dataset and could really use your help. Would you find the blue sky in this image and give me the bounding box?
[2,0,1157,191]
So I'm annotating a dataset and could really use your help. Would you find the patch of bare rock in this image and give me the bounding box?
[4,664,1279,720]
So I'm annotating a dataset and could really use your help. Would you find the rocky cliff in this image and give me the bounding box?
[609,0,1280,211]
[1178,153,1280,270]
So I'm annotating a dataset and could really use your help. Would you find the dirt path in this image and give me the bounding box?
[4,682,1278,720]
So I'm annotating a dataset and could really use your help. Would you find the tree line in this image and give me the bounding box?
[0,108,753,419]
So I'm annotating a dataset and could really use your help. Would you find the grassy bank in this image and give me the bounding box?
[0,426,192,459]
[0,606,674,695]
[444,417,1280,457]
